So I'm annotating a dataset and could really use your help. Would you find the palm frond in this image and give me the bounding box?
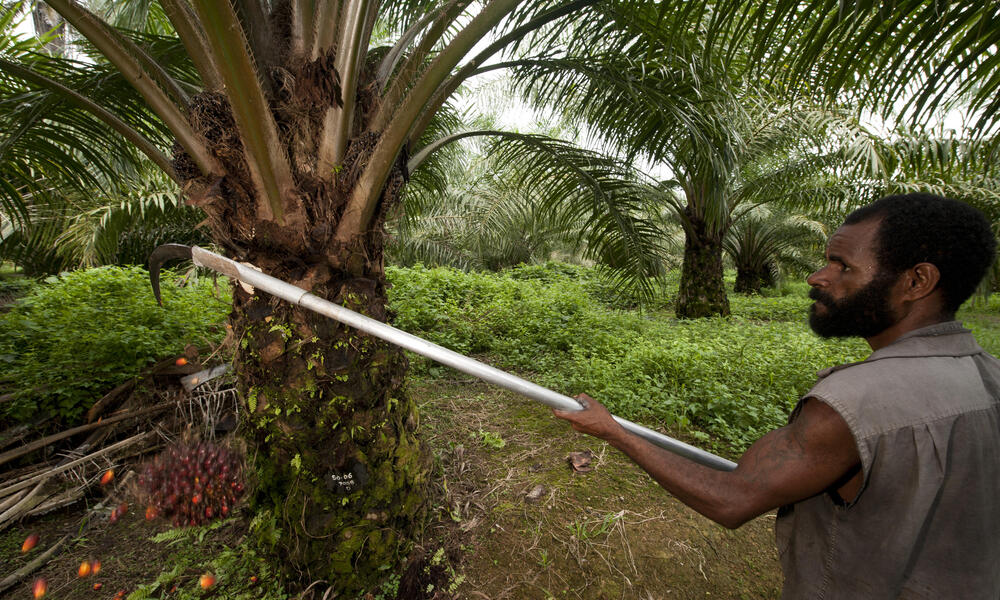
[482,132,667,299]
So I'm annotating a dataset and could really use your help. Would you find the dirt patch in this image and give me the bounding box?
[408,377,782,599]
[0,501,241,600]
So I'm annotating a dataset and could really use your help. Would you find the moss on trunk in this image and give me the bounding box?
[676,214,730,318]
[734,265,775,295]
[232,271,429,594]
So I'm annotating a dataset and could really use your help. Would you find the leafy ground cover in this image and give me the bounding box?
[0,267,229,426]
[388,265,871,452]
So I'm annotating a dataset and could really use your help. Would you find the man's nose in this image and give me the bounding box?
[806,266,827,288]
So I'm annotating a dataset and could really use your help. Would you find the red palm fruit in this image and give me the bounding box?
[192,494,201,505]
[249,575,258,585]
[100,469,114,486]
[199,573,216,589]
[21,533,39,553]
[91,560,101,576]
[92,583,103,591]
[204,507,213,518]
[78,560,92,577]
[145,505,157,520]
[109,502,128,524]
[175,357,188,366]
[32,578,46,598]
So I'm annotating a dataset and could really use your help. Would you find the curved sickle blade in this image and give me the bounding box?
[149,244,193,306]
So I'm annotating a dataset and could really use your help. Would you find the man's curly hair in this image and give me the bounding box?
[844,193,997,314]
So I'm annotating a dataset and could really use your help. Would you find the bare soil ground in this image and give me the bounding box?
[1,376,781,600]
[412,378,781,600]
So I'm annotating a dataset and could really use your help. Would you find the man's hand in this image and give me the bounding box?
[552,393,627,442]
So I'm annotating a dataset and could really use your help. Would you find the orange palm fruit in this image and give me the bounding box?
[32,578,47,598]
[199,573,216,589]
[21,533,39,553]
[78,560,92,577]
[175,357,188,366]
[100,469,114,486]
[91,559,101,575]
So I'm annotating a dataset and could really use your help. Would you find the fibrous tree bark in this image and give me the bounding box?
[675,207,730,318]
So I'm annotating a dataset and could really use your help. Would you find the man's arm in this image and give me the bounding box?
[553,394,860,529]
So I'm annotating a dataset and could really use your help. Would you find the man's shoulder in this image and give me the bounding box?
[807,345,997,437]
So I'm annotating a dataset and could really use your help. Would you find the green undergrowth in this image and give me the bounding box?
[5,261,998,454]
[0,266,230,426]
[125,519,288,600]
[388,264,1000,452]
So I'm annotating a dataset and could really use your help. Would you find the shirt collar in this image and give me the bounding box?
[817,321,981,379]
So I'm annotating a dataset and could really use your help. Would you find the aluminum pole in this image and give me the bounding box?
[184,246,737,472]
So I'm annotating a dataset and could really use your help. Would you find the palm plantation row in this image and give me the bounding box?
[0,0,997,594]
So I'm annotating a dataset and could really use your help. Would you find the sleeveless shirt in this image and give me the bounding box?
[775,322,1000,599]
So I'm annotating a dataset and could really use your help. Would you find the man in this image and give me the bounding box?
[553,193,1000,598]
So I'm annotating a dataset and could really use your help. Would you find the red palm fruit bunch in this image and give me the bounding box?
[137,440,245,527]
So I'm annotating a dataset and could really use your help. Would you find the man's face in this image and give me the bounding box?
[806,219,901,339]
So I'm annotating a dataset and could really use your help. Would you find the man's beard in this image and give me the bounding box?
[808,272,898,338]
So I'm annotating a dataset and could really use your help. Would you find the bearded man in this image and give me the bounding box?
[554,193,1000,598]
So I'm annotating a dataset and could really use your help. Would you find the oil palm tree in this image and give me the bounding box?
[508,0,1000,317]
[392,127,667,286]
[724,206,825,294]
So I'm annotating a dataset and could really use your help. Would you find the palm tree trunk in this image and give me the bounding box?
[734,264,775,294]
[675,211,730,318]
[232,252,429,592]
[32,2,66,56]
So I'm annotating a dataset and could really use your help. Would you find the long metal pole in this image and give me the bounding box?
[186,246,738,471]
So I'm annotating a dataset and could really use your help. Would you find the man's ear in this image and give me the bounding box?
[901,262,941,301]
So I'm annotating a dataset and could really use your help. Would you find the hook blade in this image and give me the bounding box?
[148,244,193,306]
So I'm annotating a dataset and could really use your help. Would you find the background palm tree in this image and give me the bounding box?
[392,126,668,284]
[724,206,825,294]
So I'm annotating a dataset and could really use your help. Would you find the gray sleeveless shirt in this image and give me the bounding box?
[775,322,1000,599]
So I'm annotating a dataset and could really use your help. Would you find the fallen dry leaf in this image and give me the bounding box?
[566,450,594,473]
[525,484,546,502]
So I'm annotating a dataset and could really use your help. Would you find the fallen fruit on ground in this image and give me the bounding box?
[100,469,115,486]
[109,502,128,524]
[78,560,92,577]
[32,578,46,598]
[199,573,216,589]
[22,533,39,553]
